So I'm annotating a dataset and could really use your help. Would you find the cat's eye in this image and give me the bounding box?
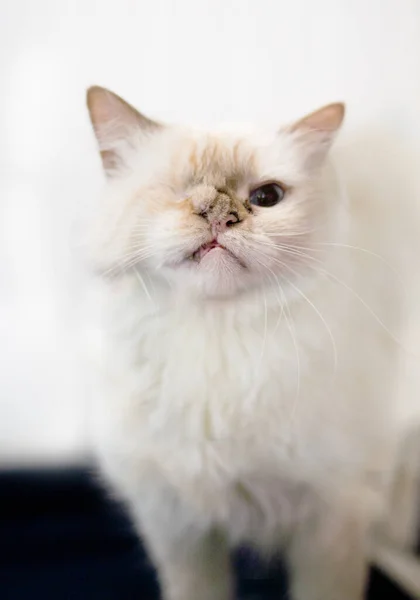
[249,183,285,207]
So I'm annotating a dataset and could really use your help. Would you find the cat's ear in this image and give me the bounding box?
[286,103,345,169]
[86,86,161,175]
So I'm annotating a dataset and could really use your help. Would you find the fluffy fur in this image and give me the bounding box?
[84,86,420,600]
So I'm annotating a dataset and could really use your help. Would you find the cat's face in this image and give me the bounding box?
[87,87,344,299]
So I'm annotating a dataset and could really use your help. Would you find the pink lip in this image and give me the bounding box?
[189,239,246,268]
[193,239,225,261]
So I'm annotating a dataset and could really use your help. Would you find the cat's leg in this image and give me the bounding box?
[286,500,369,600]
[128,481,233,600]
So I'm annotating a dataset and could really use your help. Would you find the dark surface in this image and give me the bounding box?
[0,468,413,599]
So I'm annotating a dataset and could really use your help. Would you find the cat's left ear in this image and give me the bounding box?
[86,86,161,176]
[285,103,345,169]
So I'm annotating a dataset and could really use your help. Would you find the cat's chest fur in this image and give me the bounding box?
[90,277,395,543]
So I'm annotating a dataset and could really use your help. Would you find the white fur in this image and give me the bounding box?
[84,98,420,600]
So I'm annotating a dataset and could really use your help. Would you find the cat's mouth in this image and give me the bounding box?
[191,240,225,261]
[189,239,245,267]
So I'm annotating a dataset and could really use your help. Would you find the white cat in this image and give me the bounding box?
[84,86,420,600]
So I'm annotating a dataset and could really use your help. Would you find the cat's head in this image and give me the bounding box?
[87,87,345,299]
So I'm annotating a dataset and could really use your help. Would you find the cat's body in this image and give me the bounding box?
[91,250,398,537]
[84,88,419,600]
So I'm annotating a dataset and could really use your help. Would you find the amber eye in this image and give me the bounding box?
[250,183,285,207]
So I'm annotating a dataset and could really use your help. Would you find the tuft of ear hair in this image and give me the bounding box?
[86,86,161,174]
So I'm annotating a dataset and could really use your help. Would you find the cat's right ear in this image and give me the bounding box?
[285,103,345,170]
[86,86,161,176]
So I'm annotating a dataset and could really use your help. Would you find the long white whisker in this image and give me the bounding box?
[134,268,152,303]
[252,247,337,374]
[262,228,317,238]
[101,249,158,277]
[318,265,411,355]
[251,254,301,411]
[253,288,268,381]
[249,233,406,294]
[277,278,301,423]
[257,244,412,357]
[260,251,338,373]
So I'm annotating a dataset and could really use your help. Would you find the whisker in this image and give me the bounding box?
[253,288,268,382]
[257,245,413,357]
[317,264,412,356]
[276,276,301,423]
[249,234,406,294]
[252,247,337,374]
[313,241,407,293]
[262,229,317,238]
[101,249,158,278]
[251,254,301,412]
[134,268,152,303]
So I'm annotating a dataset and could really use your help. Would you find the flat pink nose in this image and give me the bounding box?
[210,212,240,234]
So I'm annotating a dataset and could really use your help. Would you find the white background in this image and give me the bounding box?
[1,0,419,465]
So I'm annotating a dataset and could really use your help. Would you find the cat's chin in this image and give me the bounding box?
[198,246,244,267]
[166,247,250,298]
[193,248,245,297]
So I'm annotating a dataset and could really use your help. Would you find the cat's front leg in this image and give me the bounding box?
[128,480,233,600]
[286,499,370,600]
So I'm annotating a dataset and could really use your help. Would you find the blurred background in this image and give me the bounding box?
[1,1,420,599]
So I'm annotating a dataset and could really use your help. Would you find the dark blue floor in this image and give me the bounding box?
[0,468,413,599]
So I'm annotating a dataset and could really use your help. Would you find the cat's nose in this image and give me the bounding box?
[214,211,240,233]
[194,187,247,233]
[200,209,241,234]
